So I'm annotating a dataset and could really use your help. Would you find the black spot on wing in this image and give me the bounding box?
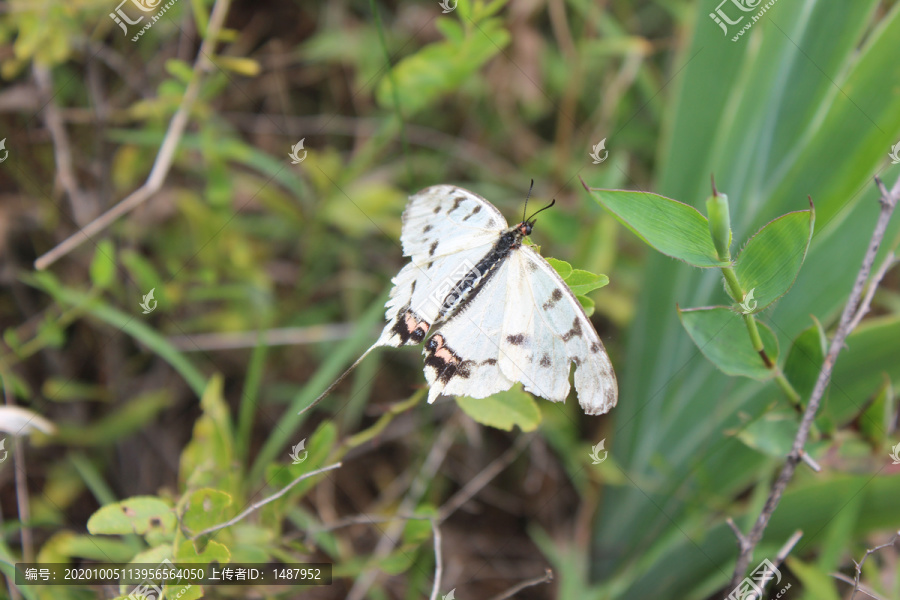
[423,224,433,233]
[540,354,551,367]
[542,288,564,310]
[433,205,441,214]
[506,334,525,345]
[590,342,600,353]
[424,334,469,384]
[462,205,482,221]
[562,317,583,342]
[450,196,465,212]
[480,358,498,366]
[429,241,439,256]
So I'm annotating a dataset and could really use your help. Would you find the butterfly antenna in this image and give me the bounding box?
[522,179,535,224]
[526,198,556,223]
[298,344,377,417]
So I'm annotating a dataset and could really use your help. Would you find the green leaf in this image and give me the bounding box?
[677,306,778,380]
[859,377,894,446]
[565,270,610,296]
[179,375,236,491]
[733,205,815,309]
[213,56,261,77]
[87,497,175,536]
[734,410,798,457]
[586,188,730,268]
[785,557,839,600]
[546,257,573,279]
[375,18,509,115]
[456,386,541,432]
[36,531,136,563]
[577,295,595,318]
[783,318,826,400]
[89,240,116,289]
[181,488,233,536]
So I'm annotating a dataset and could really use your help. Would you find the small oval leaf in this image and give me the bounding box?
[586,187,730,268]
[456,386,541,432]
[678,306,779,380]
[733,205,815,310]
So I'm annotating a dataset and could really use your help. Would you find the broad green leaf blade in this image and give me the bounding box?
[677,306,778,380]
[586,188,730,268]
[733,205,815,309]
[456,386,541,432]
[565,270,610,296]
[783,318,826,401]
[87,497,176,536]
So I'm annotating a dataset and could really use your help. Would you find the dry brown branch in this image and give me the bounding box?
[34,0,233,270]
[727,175,900,591]
[188,462,342,540]
[487,568,554,600]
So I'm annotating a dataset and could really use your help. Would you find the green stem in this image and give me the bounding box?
[722,266,802,405]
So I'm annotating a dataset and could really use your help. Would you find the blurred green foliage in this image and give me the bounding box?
[0,0,898,599]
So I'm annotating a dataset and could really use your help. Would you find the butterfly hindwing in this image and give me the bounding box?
[505,247,617,415]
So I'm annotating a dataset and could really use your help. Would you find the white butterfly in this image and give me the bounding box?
[309,185,618,416]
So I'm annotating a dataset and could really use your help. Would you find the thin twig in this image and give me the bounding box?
[438,433,532,522]
[430,519,443,600]
[307,512,430,535]
[848,531,899,600]
[727,176,900,590]
[830,572,884,600]
[847,250,897,332]
[33,0,233,270]
[188,462,342,540]
[346,423,457,600]
[486,568,554,600]
[33,65,94,226]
